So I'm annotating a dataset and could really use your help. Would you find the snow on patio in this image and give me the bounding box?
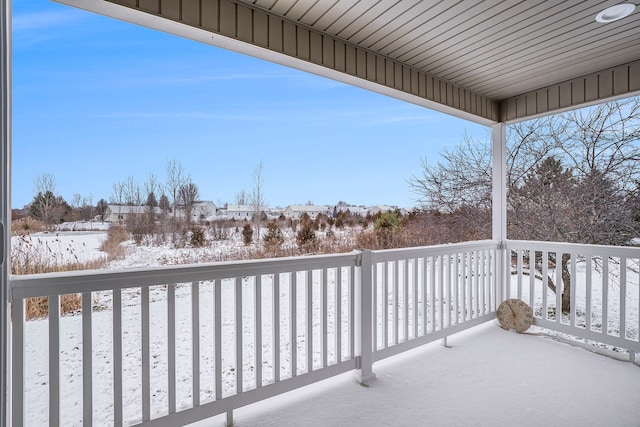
[200,321,640,427]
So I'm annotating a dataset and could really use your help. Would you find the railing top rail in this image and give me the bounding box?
[9,251,360,300]
[370,240,498,263]
[505,239,640,258]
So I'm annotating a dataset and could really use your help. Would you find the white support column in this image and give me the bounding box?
[492,123,507,303]
[355,250,375,385]
[1,0,11,425]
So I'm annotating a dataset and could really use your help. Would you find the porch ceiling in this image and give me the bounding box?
[56,0,640,125]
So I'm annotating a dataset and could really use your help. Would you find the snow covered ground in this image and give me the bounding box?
[211,321,640,427]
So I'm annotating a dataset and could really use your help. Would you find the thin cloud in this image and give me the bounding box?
[12,10,87,32]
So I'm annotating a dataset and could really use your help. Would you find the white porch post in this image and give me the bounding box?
[0,0,10,424]
[355,250,375,384]
[492,123,507,302]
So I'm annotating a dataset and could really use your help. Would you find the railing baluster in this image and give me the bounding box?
[50,295,60,427]
[586,256,592,331]
[82,292,93,427]
[438,255,444,331]
[236,277,243,392]
[168,284,176,414]
[529,251,535,308]
[453,254,459,325]
[570,254,576,328]
[413,258,418,339]
[447,255,452,327]
[11,299,24,427]
[322,268,328,367]
[255,275,262,388]
[473,251,479,316]
[556,252,562,324]
[517,249,523,300]
[430,256,435,332]
[542,251,548,320]
[372,262,378,351]
[403,260,408,340]
[480,251,486,314]
[192,281,200,406]
[272,273,280,382]
[461,253,467,322]
[394,261,400,344]
[421,257,428,335]
[141,286,150,421]
[350,265,355,359]
[382,262,388,347]
[620,257,626,339]
[291,272,298,375]
[306,270,313,373]
[214,279,222,400]
[603,256,609,335]
[113,289,122,426]
[337,267,342,361]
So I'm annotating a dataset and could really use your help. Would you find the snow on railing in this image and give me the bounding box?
[368,241,499,361]
[507,240,640,362]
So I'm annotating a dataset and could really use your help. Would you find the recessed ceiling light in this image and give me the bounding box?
[595,3,636,23]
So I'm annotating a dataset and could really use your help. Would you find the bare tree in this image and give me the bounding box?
[249,160,267,237]
[409,98,640,312]
[29,173,69,225]
[166,158,185,218]
[178,179,200,224]
[235,190,247,205]
[96,198,108,222]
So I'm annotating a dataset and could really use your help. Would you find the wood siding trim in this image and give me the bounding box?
[500,59,640,122]
[100,0,499,124]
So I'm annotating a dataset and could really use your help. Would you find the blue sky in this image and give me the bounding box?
[11,0,489,210]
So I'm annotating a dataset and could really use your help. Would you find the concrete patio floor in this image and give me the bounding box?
[194,321,640,427]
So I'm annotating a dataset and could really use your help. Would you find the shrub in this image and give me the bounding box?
[210,220,230,241]
[374,211,401,230]
[190,225,206,247]
[296,223,317,252]
[263,220,284,250]
[242,223,254,245]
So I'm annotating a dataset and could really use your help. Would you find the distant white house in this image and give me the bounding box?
[283,205,330,219]
[221,204,268,220]
[368,205,407,216]
[192,201,217,221]
[104,205,162,223]
[175,200,217,222]
[341,205,369,217]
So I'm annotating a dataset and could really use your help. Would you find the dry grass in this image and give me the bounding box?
[11,218,49,235]
[11,233,107,320]
[100,225,129,260]
[25,294,83,320]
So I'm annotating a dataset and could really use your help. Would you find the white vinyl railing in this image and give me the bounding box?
[369,241,498,361]
[507,240,640,362]
[9,239,639,426]
[10,253,361,427]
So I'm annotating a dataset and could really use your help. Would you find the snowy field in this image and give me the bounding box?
[11,231,640,426]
